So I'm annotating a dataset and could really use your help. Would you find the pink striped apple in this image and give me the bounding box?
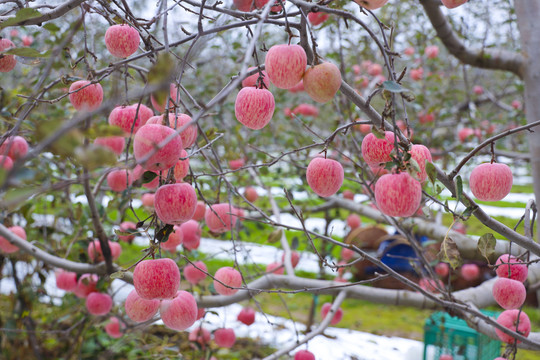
[306,157,344,197]
[161,226,183,252]
[94,136,125,156]
[69,80,103,111]
[242,67,270,88]
[496,254,528,282]
[180,220,201,250]
[124,289,160,322]
[410,144,432,182]
[374,172,422,217]
[235,87,275,130]
[106,169,133,192]
[0,38,16,72]
[361,131,395,165]
[214,266,242,295]
[308,12,329,26]
[265,44,307,89]
[86,292,113,316]
[469,163,513,201]
[184,261,208,285]
[237,307,256,325]
[495,309,531,344]
[0,225,25,254]
[104,24,140,58]
[492,277,526,310]
[108,104,152,134]
[0,155,13,170]
[214,328,236,348]
[133,258,181,300]
[151,83,179,113]
[73,274,98,298]
[160,290,198,331]
[154,183,197,225]
[320,302,343,325]
[353,0,388,10]
[133,124,183,171]
[205,203,239,233]
[55,269,78,291]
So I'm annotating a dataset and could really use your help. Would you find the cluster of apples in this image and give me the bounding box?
[235,43,342,130]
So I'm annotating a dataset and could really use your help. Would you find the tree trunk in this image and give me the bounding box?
[515,2,540,240]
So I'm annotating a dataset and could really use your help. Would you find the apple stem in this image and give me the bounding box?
[490,142,495,164]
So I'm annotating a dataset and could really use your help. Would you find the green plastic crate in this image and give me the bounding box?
[423,311,501,360]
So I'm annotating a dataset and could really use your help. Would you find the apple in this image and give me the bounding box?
[495,309,531,344]
[265,44,307,89]
[150,83,179,113]
[425,45,439,59]
[191,201,206,221]
[237,307,256,325]
[242,67,270,88]
[346,214,361,229]
[281,251,300,268]
[229,158,245,170]
[288,80,304,93]
[320,302,343,325]
[189,327,211,347]
[161,226,183,252]
[104,24,140,58]
[367,63,383,76]
[473,85,484,95]
[353,0,388,9]
[361,131,395,165]
[141,192,155,208]
[133,124,183,171]
[410,144,432,182]
[86,292,113,316]
[438,355,453,360]
[294,350,315,360]
[434,263,450,277]
[458,127,474,142]
[341,247,355,261]
[0,38,16,72]
[124,288,160,322]
[109,105,152,134]
[492,277,526,310]
[205,203,239,233]
[87,240,122,262]
[460,263,480,281]
[118,221,137,243]
[374,172,422,217]
[233,0,254,11]
[184,261,208,284]
[214,266,242,295]
[308,12,329,26]
[235,86,275,130]
[21,35,33,47]
[418,111,435,124]
[254,0,284,12]
[154,183,197,225]
[197,307,205,320]
[292,103,319,117]
[106,169,133,192]
[69,80,103,111]
[410,68,423,81]
[133,258,181,300]
[105,317,123,338]
[179,220,201,250]
[160,290,198,331]
[244,187,259,202]
[94,136,125,156]
[511,100,522,110]
[306,157,344,197]
[0,225,25,254]
[0,155,13,170]
[469,163,513,201]
[419,278,444,293]
[403,47,415,56]
[266,262,284,275]
[55,269,78,291]
[495,254,528,282]
[441,0,468,8]
[214,328,236,348]
[147,113,198,148]
[73,274,98,298]
[303,62,342,103]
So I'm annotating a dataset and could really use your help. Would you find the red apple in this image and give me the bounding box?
[410,144,432,182]
[154,183,197,225]
[108,105,152,134]
[306,157,344,197]
[118,221,137,242]
[361,131,395,165]
[94,136,125,156]
[184,260,208,284]
[441,0,468,8]
[244,186,258,202]
[0,38,16,72]
[495,254,528,283]
[281,251,300,268]
[434,262,449,277]
[104,24,140,58]
[0,155,13,170]
[105,317,123,338]
[242,67,270,88]
[133,258,181,300]
[205,203,239,233]
[266,262,284,275]
[189,327,211,347]
[151,83,179,113]
[192,201,206,221]
[460,263,480,281]
[410,68,423,81]
[124,288,160,322]
[179,220,201,250]
[288,80,304,93]
[69,80,103,111]
[133,124,183,171]
[237,307,256,325]
[320,302,343,325]
[161,226,183,252]
[495,309,531,344]
[473,85,484,95]
[308,12,329,26]
[294,350,315,360]
[469,163,513,201]
[160,290,198,331]
[214,266,242,295]
[265,44,307,89]
[292,103,319,117]
[214,328,236,348]
[55,269,78,291]
[425,45,439,59]
[235,87,275,130]
[0,225,25,254]
[73,274,98,298]
[107,169,133,192]
[374,172,422,217]
[86,292,113,316]
[492,277,526,310]
[368,63,383,77]
[346,214,361,229]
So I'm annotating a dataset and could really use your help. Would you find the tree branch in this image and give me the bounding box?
[0,0,86,27]
[419,0,524,78]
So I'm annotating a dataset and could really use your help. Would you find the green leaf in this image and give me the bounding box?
[43,23,60,32]
[85,123,126,139]
[0,8,42,29]
[110,271,125,279]
[426,162,437,184]
[371,127,386,139]
[291,236,299,250]
[148,53,176,106]
[74,145,117,170]
[268,229,283,243]
[437,236,462,270]
[142,171,158,184]
[156,224,174,243]
[456,175,463,202]
[477,233,496,263]
[4,48,50,58]
[381,80,410,93]
[462,206,474,218]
